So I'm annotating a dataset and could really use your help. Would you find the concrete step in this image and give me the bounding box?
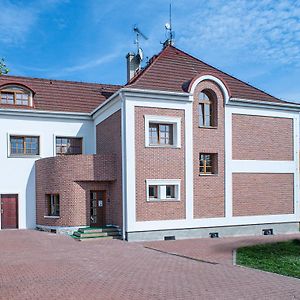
[71,233,122,241]
[78,227,120,234]
[74,231,120,238]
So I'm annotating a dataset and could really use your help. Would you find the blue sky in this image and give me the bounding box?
[1,0,300,102]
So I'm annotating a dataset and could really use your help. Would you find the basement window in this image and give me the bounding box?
[146,179,180,201]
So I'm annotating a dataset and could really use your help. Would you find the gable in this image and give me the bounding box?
[127,45,285,104]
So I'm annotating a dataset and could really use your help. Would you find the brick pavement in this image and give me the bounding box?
[0,230,300,300]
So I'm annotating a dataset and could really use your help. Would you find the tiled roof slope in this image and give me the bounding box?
[0,75,122,113]
[127,45,285,104]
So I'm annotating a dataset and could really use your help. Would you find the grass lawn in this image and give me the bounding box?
[236,239,300,279]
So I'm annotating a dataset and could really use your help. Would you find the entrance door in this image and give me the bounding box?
[1,194,18,229]
[90,191,106,227]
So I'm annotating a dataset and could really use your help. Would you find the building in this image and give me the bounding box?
[0,45,299,241]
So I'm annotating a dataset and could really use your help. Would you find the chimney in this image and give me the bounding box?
[126,52,140,82]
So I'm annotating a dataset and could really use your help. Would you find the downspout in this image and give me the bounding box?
[120,92,127,240]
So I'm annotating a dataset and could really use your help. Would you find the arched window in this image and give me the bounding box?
[0,85,32,106]
[198,91,215,127]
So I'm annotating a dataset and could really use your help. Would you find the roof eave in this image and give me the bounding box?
[229,97,300,111]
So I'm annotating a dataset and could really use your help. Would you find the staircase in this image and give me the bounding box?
[71,226,122,241]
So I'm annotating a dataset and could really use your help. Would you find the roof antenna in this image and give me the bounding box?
[164,1,175,47]
[133,25,148,61]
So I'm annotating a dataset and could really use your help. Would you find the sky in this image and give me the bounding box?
[0,0,300,102]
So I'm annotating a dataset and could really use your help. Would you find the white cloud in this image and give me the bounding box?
[48,49,124,77]
[175,0,300,67]
[0,0,37,44]
[0,0,68,45]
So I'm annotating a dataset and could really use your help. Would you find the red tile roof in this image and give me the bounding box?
[0,75,122,113]
[127,45,286,104]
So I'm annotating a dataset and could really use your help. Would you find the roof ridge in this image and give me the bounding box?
[1,74,122,88]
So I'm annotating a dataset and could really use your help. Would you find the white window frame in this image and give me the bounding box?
[146,179,181,201]
[144,115,181,148]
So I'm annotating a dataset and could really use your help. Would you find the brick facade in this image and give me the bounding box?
[232,173,294,216]
[193,80,225,218]
[96,110,123,227]
[135,107,186,221]
[36,154,115,227]
[232,114,294,161]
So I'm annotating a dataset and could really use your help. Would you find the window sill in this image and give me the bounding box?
[8,155,41,159]
[44,216,60,219]
[199,173,218,177]
[146,144,181,149]
[147,199,180,202]
[198,126,218,129]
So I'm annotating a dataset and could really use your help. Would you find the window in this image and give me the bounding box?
[145,115,181,148]
[199,153,217,175]
[46,194,60,217]
[166,185,175,198]
[56,137,82,155]
[148,185,158,200]
[10,136,39,156]
[0,86,31,106]
[149,123,173,146]
[146,180,180,201]
[199,91,215,127]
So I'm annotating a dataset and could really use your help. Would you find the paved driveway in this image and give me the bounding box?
[0,230,300,300]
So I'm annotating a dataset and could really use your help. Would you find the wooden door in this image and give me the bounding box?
[90,191,106,227]
[1,194,18,229]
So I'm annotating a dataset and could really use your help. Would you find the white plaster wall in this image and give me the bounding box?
[0,114,95,229]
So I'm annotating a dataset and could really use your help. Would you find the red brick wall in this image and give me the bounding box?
[96,110,123,227]
[232,114,294,160]
[233,173,294,216]
[135,107,185,221]
[193,80,225,218]
[36,154,115,227]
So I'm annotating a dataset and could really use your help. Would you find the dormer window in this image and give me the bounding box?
[0,86,32,106]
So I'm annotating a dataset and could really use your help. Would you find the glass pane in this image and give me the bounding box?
[149,185,158,198]
[166,185,175,198]
[199,92,209,102]
[159,124,173,145]
[1,92,14,104]
[149,124,159,144]
[199,104,204,126]
[25,137,39,155]
[56,137,82,155]
[10,137,24,154]
[204,104,211,126]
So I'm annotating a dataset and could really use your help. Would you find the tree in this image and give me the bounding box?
[0,58,9,75]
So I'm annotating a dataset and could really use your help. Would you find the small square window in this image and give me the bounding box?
[145,116,181,148]
[56,137,82,155]
[199,153,217,175]
[149,123,174,146]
